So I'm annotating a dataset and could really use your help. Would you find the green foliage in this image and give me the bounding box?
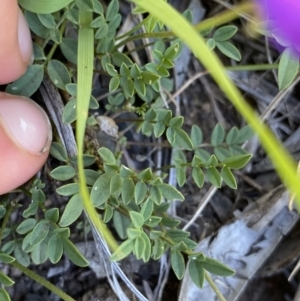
[110,239,133,261]
[0,178,88,281]
[205,25,241,61]
[50,166,76,181]
[171,250,185,280]
[59,194,83,227]
[47,60,71,90]
[278,47,299,90]
[132,0,166,32]
[48,234,64,264]
[188,253,234,289]
[6,65,44,97]
[0,253,15,264]
[0,288,11,301]
[19,0,74,14]
[0,1,258,300]
[188,259,205,288]
[0,271,14,286]
[258,24,299,90]
[50,142,68,162]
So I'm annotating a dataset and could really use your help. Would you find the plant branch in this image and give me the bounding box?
[10,260,76,301]
[0,203,13,246]
[114,2,253,50]
[205,271,227,301]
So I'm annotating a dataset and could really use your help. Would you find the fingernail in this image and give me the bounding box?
[18,9,33,64]
[0,94,52,155]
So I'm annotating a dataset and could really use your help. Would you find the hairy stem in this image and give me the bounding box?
[0,203,14,246]
[10,260,76,301]
[205,271,227,301]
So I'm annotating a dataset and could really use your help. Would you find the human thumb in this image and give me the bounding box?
[0,0,33,84]
[0,93,52,194]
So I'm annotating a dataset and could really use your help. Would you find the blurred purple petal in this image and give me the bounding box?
[256,0,300,52]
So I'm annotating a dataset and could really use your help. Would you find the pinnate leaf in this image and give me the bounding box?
[19,0,73,13]
[213,25,237,41]
[216,41,241,61]
[122,178,135,205]
[226,126,239,145]
[59,193,83,227]
[110,239,133,261]
[278,47,299,90]
[62,238,88,267]
[56,183,79,196]
[221,166,237,189]
[173,128,194,150]
[171,251,185,280]
[0,288,11,301]
[134,236,146,260]
[0,253,15,264]
[98,147,116,163]
[192,167,204,188]
[50,166,76,181]
[6,65,44,97]
[188,259,205,288]
[91,173,113,207]
[156,183,184,201]
[211,123,225,146]
[30,220,50,245]
[134,181,147,204]
[129,211,144,228]
[0,272,14,286]
[191,125,203,147]
[223,154,252,169]
[47,59,71,90]
[236,125,253,144]
[48,234,63,264]
[202,257,235,276]
[207,167,222,188]
[16,218,36,235]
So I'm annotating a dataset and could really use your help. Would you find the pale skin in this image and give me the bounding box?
[0,0,52,194]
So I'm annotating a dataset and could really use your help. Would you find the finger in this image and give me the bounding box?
[0,93,52,194]
[0,0,33,84]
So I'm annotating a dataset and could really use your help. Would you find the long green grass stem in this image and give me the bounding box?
[77,10,119,252]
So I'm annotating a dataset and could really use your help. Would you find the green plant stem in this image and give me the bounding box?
[205,271,227,301]
[0,203,13,245]
[116,16,149,41]
[125,140,171,148]
[124,41,155,55]
[114,2,253,50]
[77,9,119,252]
[42,3,75,50]
[10,260,76,301]
[195,2,254,33]
[114,32,171,50]
[44,21,67,65]
[226,63,278,71]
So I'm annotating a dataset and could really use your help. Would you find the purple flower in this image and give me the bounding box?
[256,0,300,52]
